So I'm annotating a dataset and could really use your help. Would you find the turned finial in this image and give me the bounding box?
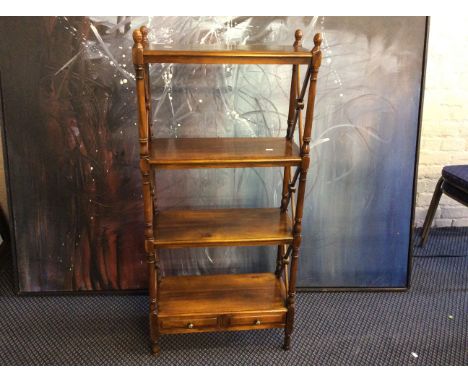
[311,32,322,72]
[294,29,303,48]
[133,29,143,46]
[312,33,323,52]
[132,29,144,65]
[140,26,149,47]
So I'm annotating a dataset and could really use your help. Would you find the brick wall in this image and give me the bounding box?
[415,16,468,227]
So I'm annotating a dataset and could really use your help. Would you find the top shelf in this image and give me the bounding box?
[143,44,312,65]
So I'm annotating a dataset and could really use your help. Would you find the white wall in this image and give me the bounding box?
[415,16,468,227]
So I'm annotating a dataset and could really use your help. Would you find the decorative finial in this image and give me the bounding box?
[140,26,149,47]
[132,29,144,65]
[133,29,143,45]
[294,29,303,48]
[311,32,322,73]
[313,33,323,50]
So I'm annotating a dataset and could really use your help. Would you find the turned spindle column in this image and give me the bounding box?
[283,33,322,350]
[276,30,303,278]
[133,28,160,355]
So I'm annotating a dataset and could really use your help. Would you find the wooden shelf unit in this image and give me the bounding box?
[132,26,322,355]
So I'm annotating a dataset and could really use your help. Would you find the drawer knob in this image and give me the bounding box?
[255,320,261,325]
[187,323,194,329]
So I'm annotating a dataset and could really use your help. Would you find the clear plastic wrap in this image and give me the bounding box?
[0,17,426,291]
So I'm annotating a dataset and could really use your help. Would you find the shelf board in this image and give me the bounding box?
[143,43,312,65]
[158,273,287,318]
[154,208,293,248]
[150,137,301,169]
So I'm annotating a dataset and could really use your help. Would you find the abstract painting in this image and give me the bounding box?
[0,17,427,292]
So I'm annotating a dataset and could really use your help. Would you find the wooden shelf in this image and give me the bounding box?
[154,208,293,248]
[159,273,287,317]
[149,137,301,169]
[157,273,287,334]
[143,43,312,65]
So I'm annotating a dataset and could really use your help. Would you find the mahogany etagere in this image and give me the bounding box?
[132,26,322,354]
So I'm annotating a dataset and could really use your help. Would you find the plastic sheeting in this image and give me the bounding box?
[0,16,426,291]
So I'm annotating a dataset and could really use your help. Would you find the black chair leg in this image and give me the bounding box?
[420,177,444,247]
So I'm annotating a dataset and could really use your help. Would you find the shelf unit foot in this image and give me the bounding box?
[282,335,291,351]
[151,341,161,355]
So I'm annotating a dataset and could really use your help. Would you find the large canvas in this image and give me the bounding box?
[0,17,427,292]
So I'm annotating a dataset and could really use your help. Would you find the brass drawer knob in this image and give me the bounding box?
[255,320,261,325]
[187,323,194,329]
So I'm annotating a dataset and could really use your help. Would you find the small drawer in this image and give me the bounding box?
[160,316,218,330]
[228,313,285,327]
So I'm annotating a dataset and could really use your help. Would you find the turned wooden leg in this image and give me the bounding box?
[149,310,160,355]
[283,294,295,350]
[148,249,160,355]
[283,245,299,351]
[151,340,160,355]
[283,334,291,350]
